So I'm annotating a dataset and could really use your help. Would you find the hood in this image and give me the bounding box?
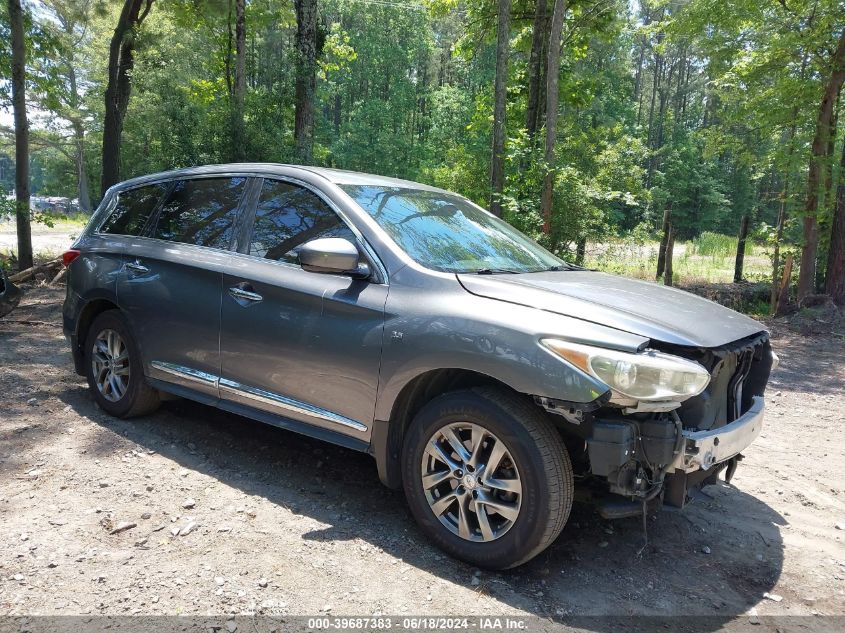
[457,270,766,348]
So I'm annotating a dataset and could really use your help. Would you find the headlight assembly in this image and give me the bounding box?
[541,339,711,403]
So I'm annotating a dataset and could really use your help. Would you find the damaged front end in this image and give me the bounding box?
[537,331,775,518]
[0,267,22,319]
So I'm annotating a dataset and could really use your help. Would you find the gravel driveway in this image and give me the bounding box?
[1,287,844,631]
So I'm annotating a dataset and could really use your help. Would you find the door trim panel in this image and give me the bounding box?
[219,378,368,433]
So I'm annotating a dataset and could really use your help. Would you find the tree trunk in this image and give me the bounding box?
[825,138,845,304]
[575,237,586,266]
[101,0,154,193]
[525,0,547,141]
[770,109,801,313]
[7,0,32,271]
[540,0,566,233]
[656,205,671,278]
[334,91,342,135]
[796,29,845,301]
[231,0,246,162]
[664,225,675,287]
[294,0,318,165]
[489,0,511,218]
[64,53,91,213]
[770,201,786,312]
[734,215,749,283]
[225,0,233,96]
[73,121,91,213]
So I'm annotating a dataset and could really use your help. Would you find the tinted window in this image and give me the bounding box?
[151,177,246,249]
[341,185,566,273]
[101,183,168,236]
[249,179,356,264]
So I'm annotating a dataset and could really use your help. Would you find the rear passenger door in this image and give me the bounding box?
[116,176,250,402]
[218,178,387,443]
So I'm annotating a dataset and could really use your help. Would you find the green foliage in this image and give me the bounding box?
[3,0,840,286]
[689,232,740,258]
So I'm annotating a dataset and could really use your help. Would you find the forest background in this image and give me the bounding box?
[2,0,845,310]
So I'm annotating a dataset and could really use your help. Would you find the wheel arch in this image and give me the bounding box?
[70,296,121,375]
[371,367,530,489]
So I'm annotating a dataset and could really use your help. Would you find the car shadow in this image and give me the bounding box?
[53,383,786,629]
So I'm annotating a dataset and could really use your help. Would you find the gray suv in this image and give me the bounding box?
[63,164,774,568]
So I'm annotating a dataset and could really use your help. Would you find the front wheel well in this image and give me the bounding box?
[377,369,534,488]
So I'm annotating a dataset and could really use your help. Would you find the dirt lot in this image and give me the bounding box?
[1,286,844,630]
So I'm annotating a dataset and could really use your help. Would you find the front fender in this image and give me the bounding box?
[373,272,649,423]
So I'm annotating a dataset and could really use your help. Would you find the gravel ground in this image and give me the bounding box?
[1,286,844,631]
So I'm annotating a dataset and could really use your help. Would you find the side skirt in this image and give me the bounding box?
[147,377,371,454]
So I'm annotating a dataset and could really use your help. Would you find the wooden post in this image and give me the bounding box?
[664,225,675,287]
[775,254,793,316]
[733,215,750,283]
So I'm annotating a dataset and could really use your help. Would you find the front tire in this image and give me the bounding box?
[84,310,160,418]
[402,387,573,569]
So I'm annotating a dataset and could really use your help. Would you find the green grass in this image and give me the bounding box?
[584,235,771,285]
[32,211,92,230]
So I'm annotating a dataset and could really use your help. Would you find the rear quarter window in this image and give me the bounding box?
[100,183,169,236]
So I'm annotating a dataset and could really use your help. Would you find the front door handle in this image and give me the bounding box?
[125,260,149,274]
[228,286,263,303]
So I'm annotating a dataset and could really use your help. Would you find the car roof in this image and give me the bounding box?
[112,163,449,194]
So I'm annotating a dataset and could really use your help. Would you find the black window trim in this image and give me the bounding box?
[239,175,388,284]
[96,174,254,254]
[94,180,173,237]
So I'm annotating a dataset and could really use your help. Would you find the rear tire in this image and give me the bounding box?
[402,386,573,569]
[84,310,160,418]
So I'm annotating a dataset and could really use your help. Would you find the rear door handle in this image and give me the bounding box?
[125,260,149,274]
[228,286,263,303]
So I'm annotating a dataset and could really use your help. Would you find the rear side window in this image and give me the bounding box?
[249,179,356,264]
[100,183,168,236]
[151,177,246,249]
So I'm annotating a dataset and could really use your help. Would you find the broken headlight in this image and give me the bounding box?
[541,339,711,403]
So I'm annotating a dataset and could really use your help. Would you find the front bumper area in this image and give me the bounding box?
[679,396,764,472]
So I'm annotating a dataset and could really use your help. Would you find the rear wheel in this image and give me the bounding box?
[84,310,160,418]
[402,387,573,569]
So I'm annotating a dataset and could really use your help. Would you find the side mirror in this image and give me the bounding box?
[299,237,369,278]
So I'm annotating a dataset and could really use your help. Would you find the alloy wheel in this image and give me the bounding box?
[421,422,522,542]
[91,329,130,402]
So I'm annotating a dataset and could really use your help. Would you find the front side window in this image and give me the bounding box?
[100,183,169,236]
[340,185,566,273]
[150,177,246,249]
[248,179,356,264]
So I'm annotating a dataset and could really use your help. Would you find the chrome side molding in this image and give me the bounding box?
[151,361,219,387]
[149,360,367,433]
[219,378,368,433]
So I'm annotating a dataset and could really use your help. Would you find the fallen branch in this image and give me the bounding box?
[51,267,67,285]
[9,258,62,283]
[5,319,61,327]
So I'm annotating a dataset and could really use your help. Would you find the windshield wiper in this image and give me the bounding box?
[472,268,521,275]
[539,263,580,272]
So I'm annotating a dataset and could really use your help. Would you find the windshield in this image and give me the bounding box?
[340,185,567,273]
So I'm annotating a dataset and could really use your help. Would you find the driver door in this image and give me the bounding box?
[218,178,388,443]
